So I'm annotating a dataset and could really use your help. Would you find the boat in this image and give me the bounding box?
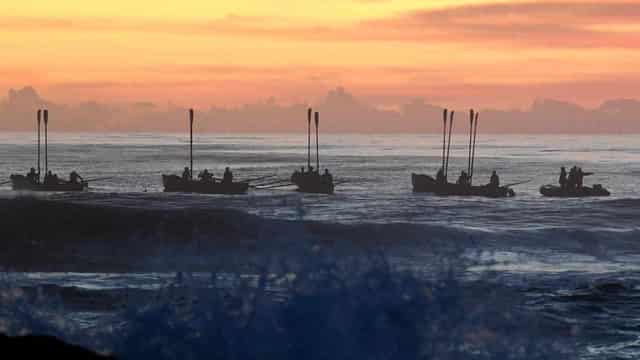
[161,109,249,195]
[540,184,610,197]
[290,108,335,195]
[10,174,88,192]
[162,175,248,195]
[412,174,514,197]
[8,109,88,192]
[412,108,516,198]
[291,171,334,194]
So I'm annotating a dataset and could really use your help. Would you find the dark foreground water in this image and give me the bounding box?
[0,133,639,359]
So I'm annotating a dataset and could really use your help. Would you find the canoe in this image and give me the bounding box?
[162,174,249,195]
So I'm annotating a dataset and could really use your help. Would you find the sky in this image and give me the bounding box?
[1,0,639,112]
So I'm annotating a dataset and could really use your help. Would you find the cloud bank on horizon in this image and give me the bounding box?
[0,0,639,123]
[2,86,639,133]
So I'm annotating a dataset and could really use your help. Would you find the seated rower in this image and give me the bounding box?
[69,171,83,184]
[323,169,333,183]
[182,167,191,180]
[199,169,214,182]
[457,171,470,187]
[26,167,38,183]
[222,167,233,184]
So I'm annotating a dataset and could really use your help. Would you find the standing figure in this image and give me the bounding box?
[489,170,500,188]
[559,167,567,189]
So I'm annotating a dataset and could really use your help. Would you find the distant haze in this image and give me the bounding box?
[1,86,639,133]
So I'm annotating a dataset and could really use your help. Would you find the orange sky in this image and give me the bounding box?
[1,0,639,110]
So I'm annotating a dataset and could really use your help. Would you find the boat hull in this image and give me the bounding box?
[10,175,87,192]
[162,175,249,195]
[291,172,334,194]
[411,173,515,198]
[540,184,610,197]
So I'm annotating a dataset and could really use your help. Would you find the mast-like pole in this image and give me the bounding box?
[307,108,312,170]
[189,108,194,180]
[444,110,454,179]
[470,112,479,182]
[315,111,319,172]
[44,109,48,175]
[468,109,474,175]
[37,109,41,177]
[441,109,447,172]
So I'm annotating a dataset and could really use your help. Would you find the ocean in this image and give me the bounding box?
[1,132,639,359]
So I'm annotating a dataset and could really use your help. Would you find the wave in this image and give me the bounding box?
[1,197,639,273]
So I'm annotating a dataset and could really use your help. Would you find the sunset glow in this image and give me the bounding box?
[1,0,639,109]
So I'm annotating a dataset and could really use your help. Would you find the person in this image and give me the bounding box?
[435,167,446,184]
[323,169,333,183]
[308,166,315,174]
[489,170,500,188]
[457,171,469,186]
[69,171,83,184]
[182,166,191,180]
[559,167,567,189]
[26,168,38,183]
[44,170,58,185]
[199,169,213,182]
[223,167,233,184]
[567,166,577,190]
[576,167,584,188]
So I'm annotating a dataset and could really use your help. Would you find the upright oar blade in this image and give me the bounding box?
[470,112,479,180]
[441,108,447,173]
[189,108,194,180]
[44,109,48,175]
[445,110,454,179]
[315,111,320,172]
[37,109,41,177]
[307,108,312,171]
[468,109,474,175]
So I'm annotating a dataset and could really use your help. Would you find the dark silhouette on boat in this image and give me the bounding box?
[161,109,249,195]
[540,166,610,197]
[290,109,335,194]
[411,108,515,198]
[9,109,88,192]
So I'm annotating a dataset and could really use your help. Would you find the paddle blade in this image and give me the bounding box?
[189,108,194,124]
[443,108,448,123]
[308,108,312,122]
[314,111,319,126]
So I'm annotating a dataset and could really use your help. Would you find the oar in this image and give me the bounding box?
[256,183,294,190]
[83,177,114,182]
[0,180,12,185]
[253,179,290,187]
[504,180,531,187]
[239,175,277,183]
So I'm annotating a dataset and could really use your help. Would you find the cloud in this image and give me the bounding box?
[1,2,639,48]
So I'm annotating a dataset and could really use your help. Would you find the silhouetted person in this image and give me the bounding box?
[568,166,578,190]
[182,167,190,180]
[309,166,315,175]
[577,167,584,188]
[559,167,567,189]
[457,171,469,187]
[323,168,333,183]
[300,167,305,174]
[436,167,446,184]
[26,167,38,183]
[223,167,233,184]
[199,169,213,182]
[69,171,83,184]
[489,170,500,188]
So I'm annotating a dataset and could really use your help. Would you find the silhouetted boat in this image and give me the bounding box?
[162,175,249,195]
[412,108,515,198]
[161,109,249,195]
[9,109,88,192]
[291,109,335,195]
[291,171,334,194]
[540,184,610,197]
[411,174,514,197]
[10,174,88,192]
